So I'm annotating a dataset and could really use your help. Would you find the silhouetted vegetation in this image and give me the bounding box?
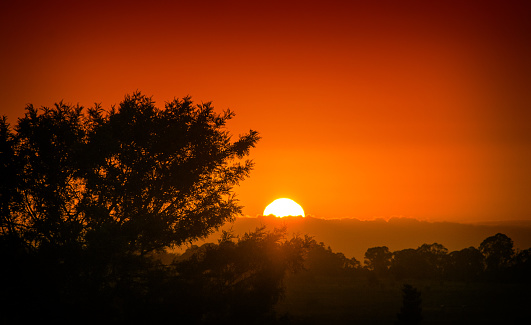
[1,93,530,323]
[303,241,360,277]
[364,246,392,277]
[0,93,321,324]
[277,232,530,324]
[348,233,531,284]
[396,284,422,325]
[167,227,312,324]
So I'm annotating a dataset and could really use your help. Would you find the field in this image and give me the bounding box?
[275,273,530,324]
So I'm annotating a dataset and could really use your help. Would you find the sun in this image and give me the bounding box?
[263,198,305,218]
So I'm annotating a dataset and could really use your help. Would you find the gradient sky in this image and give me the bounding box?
[1,0,530,222]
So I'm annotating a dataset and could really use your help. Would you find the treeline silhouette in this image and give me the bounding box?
[296,233,530,283]
[272,233,530,324]
[165,231,530,324]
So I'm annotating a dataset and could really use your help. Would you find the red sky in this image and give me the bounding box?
[1,0,530,222]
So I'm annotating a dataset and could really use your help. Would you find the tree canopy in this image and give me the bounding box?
[479,233,514,274]
[0,92,259,255]
[364,246,392,275]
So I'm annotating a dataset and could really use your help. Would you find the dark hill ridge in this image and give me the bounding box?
[195,216,531,261]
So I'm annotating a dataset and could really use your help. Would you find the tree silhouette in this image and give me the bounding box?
[304,241,360,276]
[390,248,422,280]
[396,284,422,325]
[511,248,531,282]
[2,92,259,249]
[479,233,514,277]
[416,243,448,279]
[364,246,392,276]
[445,246,484,281]
[0,92,262,322]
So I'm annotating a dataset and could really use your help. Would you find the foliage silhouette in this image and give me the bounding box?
[416,243,448,280]
[364,246,392,276]
[390,248,424,280]
[167,227,313,324]
[1,95,530,323]
[445,246,484,281]
[303,241,360,277]
[1,93,259,253]
[510,248,531,282]
[396,284,422,325]
[479,233,514,278]
[277,232,530,324]
[0,92,268,323]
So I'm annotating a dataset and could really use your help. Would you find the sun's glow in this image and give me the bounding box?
[263,198,305,218]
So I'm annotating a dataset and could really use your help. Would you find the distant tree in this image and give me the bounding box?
[396,284,422,325]
[364,246,392,276]
[416,243,448,279]
[304,241,360,276]
[510,248,531,282]
[479,233,514,275]
[390,244,448,280]
[390,248,423,280]
[0,92,260,322]
[349,256,362,269]
[446,247,484,281]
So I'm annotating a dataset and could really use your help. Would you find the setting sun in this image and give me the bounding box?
[263,198,305,218]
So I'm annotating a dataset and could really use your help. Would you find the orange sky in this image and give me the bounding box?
[1,0,530,222]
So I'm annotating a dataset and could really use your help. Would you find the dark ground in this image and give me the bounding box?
[275,273,531,324]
